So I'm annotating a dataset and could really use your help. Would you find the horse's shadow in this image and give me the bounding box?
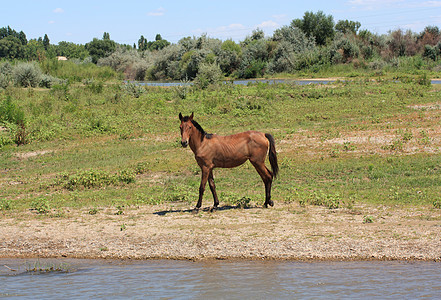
[153,205,256,216]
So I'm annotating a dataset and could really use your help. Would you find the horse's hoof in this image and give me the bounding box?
[264,200,274,208]
[192,207,200,214]
[209,206,217,213]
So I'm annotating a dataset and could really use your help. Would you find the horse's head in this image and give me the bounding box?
[179,112,194,148]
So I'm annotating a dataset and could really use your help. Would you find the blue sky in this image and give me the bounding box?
[1,0,440,45]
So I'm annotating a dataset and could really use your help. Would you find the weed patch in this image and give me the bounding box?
[58,169,135,190]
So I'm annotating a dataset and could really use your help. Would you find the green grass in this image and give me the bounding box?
[1,75,440,213]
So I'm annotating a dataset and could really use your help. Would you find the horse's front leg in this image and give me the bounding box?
[208,170,219,212]
[195,166,211,212]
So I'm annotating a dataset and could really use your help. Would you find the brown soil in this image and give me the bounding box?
[1,203,440,261]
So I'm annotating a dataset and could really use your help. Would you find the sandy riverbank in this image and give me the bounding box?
[1,202,440,261]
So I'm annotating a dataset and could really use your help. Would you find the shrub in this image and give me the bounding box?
[0,73,9,89]
[13,62,42,87]
[117,169,136,184]
[31,198,51,214]
[0,96,27,145]
[423,44,439,61]
[122,82,145,98]
[39,74,62,88]
[59,168,137,190]
[0,134,13,148]
[0,62,12,88]
[194,62,223,89]
[0,62,13,76]
[132,60,150,81]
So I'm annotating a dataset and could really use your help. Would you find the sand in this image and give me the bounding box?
[1,202,440,261]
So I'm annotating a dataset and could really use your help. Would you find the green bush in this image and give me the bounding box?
[59,168,137,190]
[0,96,26,126]
[0,73,9,89]
[194,62,223,89]
[13,62,42,87]
[0,62,12,89]
[30,198,51,214]
[122,82,145,98]
[40,74,62,88]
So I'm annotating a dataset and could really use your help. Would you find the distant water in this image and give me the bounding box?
[137,79,441,86]
[136,79,333,86]
[1,259,440,299]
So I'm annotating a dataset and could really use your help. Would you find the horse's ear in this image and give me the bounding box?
[190,112,194,120]
[179,112,183,121]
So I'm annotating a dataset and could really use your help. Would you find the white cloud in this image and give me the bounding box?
[417,1,441,7]
[218,23,247,32]
[348,0,402,5]
[272,14,287,21]
[48,20,55,24]
[53,8,64,13]
[348,0,441,8]
[257,20,279,29]
[148,7,165,17]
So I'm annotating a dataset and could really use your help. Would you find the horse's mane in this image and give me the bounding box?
[191,120,213,141]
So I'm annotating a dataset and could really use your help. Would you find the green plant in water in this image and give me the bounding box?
[26,260,70,273]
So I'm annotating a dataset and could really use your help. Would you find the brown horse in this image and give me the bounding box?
[179,113,279,211]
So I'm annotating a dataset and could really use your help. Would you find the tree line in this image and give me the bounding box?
[1,11,441,81]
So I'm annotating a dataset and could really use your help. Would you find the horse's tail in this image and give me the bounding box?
[265,133,279,179]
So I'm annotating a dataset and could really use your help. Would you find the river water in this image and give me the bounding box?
[139,79,441,86]
[1,259,440,299]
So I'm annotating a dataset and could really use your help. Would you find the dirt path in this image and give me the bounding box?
[1,203,440,261]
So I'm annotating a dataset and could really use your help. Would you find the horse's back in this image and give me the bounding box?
[214,130,267,148]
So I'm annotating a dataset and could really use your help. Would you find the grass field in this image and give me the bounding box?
[1,77,440,214]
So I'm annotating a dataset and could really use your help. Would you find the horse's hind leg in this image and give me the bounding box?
[250,161,274,208]
[208,171,219,211]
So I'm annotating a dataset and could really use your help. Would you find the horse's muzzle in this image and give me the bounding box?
[181,140,188,148]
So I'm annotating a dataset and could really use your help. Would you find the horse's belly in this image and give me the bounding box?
[213,156,247,168]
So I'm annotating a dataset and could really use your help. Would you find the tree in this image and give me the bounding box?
[43,34,50,50]
[251,29,265,41]
[103,32,110,40]
[291,11,335,46]
[18,31,27,45]
[0,36,23,59]
[23,39,46,60]
[0,26,27,45]
[56,41,89,59]
[217,39,242,75]
[419,26,440,46]
[138,35,148,51]
[150,39,170,51]
[85,37,116,63]
[335,20,361,35]
[269,26,317,73]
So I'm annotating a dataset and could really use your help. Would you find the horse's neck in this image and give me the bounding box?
[189,131,204,153]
